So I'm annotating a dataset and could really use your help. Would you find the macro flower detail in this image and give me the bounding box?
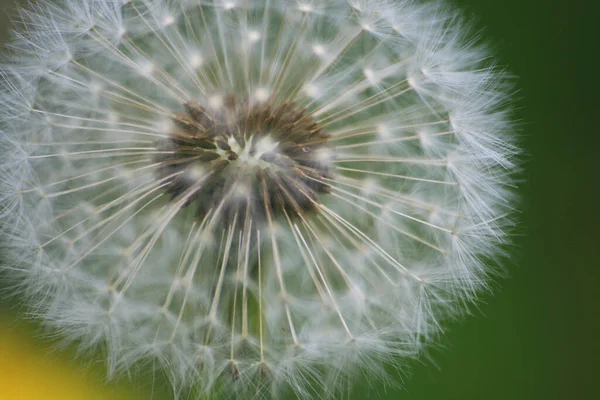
[0,0,517,398]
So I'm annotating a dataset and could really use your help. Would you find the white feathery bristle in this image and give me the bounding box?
[0,0,518,399]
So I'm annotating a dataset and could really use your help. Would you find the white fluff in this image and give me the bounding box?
[0,0,518,398]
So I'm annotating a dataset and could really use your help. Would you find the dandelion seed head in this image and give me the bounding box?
[0,0,518,398]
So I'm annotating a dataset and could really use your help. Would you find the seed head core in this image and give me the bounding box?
[154,95,332,224]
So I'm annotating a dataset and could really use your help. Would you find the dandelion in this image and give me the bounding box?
[0,0,518,398]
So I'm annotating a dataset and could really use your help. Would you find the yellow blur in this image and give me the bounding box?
[0,321,137,400]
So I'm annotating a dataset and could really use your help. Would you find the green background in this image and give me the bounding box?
[1,1,597,399]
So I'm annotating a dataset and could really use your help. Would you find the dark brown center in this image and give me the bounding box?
[153,95,332,225]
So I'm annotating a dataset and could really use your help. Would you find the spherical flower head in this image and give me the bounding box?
[0,0,518,398]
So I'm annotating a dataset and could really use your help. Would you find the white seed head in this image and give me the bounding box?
[0,0,518,399]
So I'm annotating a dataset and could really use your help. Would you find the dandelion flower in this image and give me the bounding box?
[0,0,518,398]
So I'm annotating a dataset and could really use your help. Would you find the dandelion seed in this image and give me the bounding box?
[0,0,518,398]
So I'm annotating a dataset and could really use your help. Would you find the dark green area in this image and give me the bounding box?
[1,1,597,399]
